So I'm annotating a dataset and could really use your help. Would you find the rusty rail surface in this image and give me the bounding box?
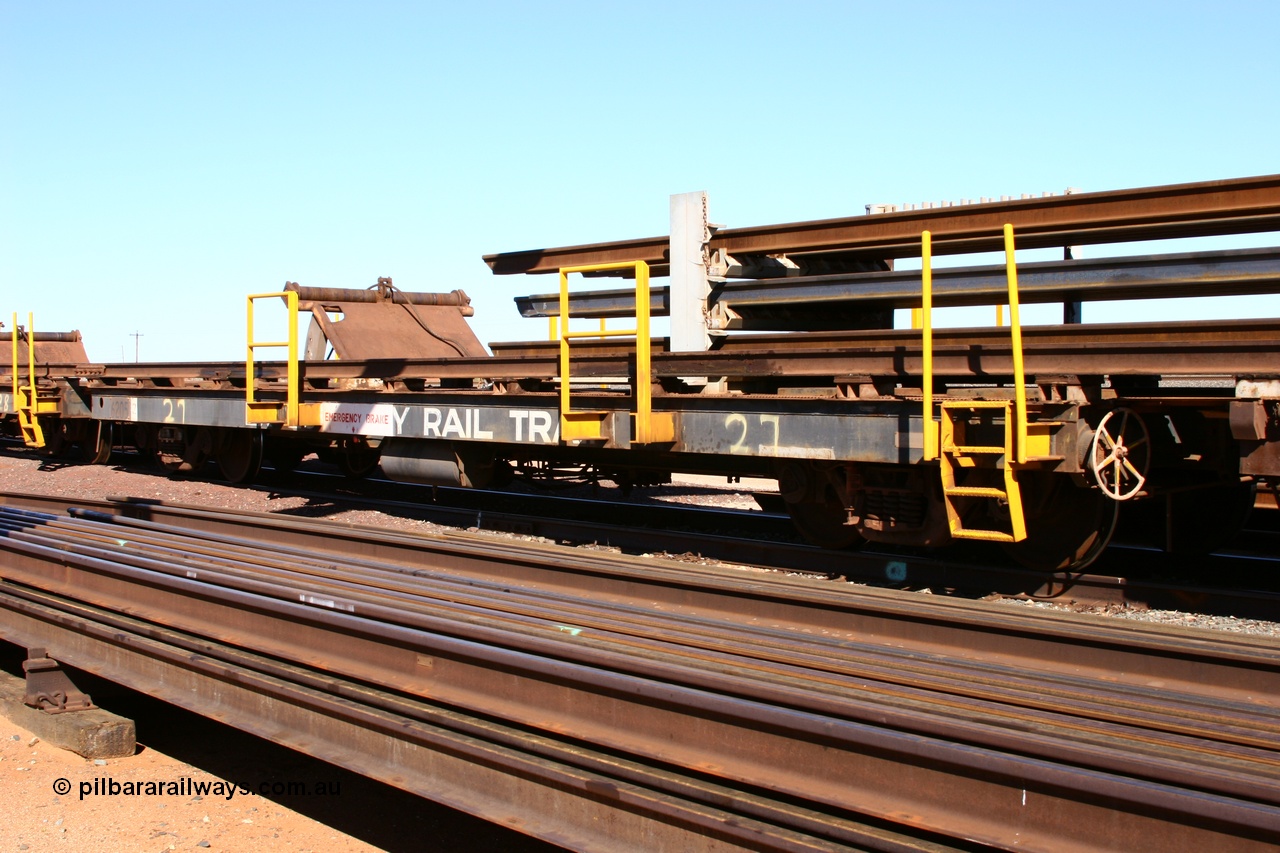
[484,174,1280,275]
[493,318,1280,380]
[21,317,1278,389]
[5,488,1279,623]
[515,246,1280,315]
[1,500,1279,850]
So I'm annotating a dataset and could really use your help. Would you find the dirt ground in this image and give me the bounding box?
[0,714,380,853]
[0,640,562,853]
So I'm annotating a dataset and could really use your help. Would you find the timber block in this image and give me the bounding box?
[0,667,135,759]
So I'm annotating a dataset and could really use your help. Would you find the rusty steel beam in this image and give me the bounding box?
[657,319,1280,380]
[512,247,1280,321]
[2,513,1280,849]
[284,283,473,307]
[0,589,869,853]
[7,489,1280,639]
[59,318,1280,390]
[4,505,1280,849]
[21,315,1280,393]
[485,319,1280,380]
[41,498,1280,700]
[483,173,1280,275]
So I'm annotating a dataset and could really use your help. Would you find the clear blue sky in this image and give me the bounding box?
[3,1,1278,361]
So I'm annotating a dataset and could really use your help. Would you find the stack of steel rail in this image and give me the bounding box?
[1,497,1278,851]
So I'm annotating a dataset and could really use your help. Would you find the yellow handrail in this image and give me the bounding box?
[920,225,1028,462]
[10,312,45,448]
[558,260,658,443]
[920,232,936,460]
[246,291,300,427]
[1003,223,1028,463]
[9,313,17,411]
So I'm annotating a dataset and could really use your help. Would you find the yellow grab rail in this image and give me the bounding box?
[920,234,936,460]
[920,224,1029,462]
[11,312,46,448]
[9,313,17,411]
[1003,223,1028,463]
[246,291,301,427]
[548,316,609,341]
[558,260,663,444]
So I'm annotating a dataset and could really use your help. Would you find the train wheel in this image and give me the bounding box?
[82,421,113,464]
[337,438,379,479]
[156,426,212,473]
[784,487,864,550]
[216,429,263,484]
[1002,473,1118,571]
[777,461,863,550]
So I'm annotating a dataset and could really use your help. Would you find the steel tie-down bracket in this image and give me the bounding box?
[22,647,96,714]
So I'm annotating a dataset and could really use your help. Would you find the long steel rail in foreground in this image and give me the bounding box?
[7,489,1280,623]
[1,499,1279,850]
[484,173,1280,275]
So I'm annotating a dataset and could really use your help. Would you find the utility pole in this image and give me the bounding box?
[130,331,143,362]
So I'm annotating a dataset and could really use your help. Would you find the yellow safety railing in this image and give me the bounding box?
[9,313,18,409]
[1002,223,1029,463]
[10,312,46,448]
[920,236,936,460]
[920,224,1028,462]
[549,316,609,341]
[921,225,1031,543]
[558,260,668,444]
[246,291,303,427]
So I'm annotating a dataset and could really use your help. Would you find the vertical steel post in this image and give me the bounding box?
[1004,224,1028,464]
[921,231,936,461]
[669,191,711,357]
[9,313,17,411]
[558,268,570,428]
[285,291,298,427]
[634,261,652,444]
[245,297,256,412]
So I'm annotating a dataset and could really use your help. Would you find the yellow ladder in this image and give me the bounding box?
[920,225,1030,542]
[10,313,47,449]
[938,400,1025,541]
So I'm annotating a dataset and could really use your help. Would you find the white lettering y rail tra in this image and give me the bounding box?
[318,403,559,444]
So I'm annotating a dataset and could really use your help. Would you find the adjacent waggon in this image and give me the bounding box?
[6,174,1280,571]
